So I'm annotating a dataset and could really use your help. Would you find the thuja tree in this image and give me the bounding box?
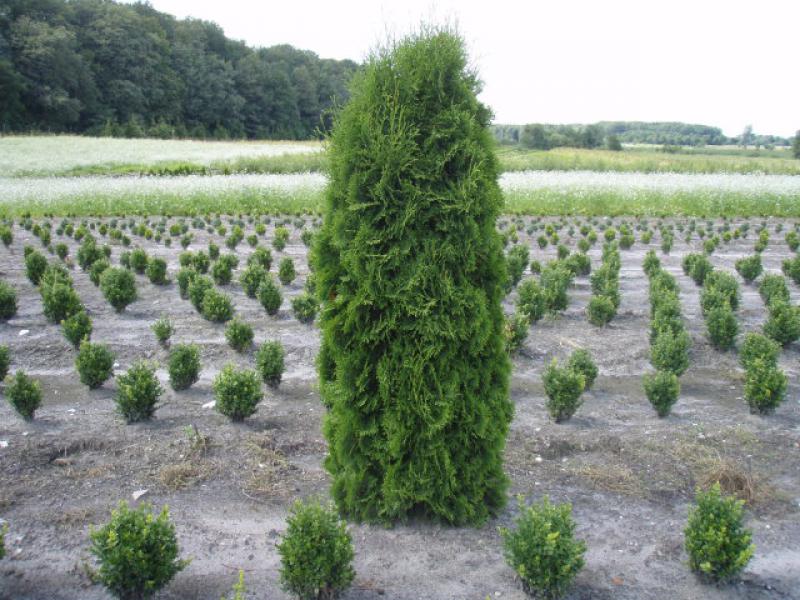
[314,28,512,525]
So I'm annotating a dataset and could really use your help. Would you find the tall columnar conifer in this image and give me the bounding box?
[314,28,512,525]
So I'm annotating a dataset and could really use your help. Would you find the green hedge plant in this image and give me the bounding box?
[743,357,787,415]
[115,361,163,422]
[75,341,114,389]
[6,370,43,420]
[213,364,262,421]
[256,341,284,388]
[257,277,282,315]
[225,318,254,352]
[62,310,92,348]
[643,370,680,417]
[100,267,137,312]
[542,359,585,423]
[0,282,17,320]
[567,349,597,390]
[168,344,201,391]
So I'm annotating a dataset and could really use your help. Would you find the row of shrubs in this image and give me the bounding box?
[0,481,754,600]
[644,251,689,416]
[587,241,620,326]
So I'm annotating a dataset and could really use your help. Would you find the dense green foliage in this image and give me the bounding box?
[0,0,357,139]
[684,484,754,583]
[516,278,545,324]
[201,288,234,322]
[542,359,585,423]
[225,318,254,352]
[115,361,162,422]
[0,282,18,320]
[168,344,201,391]
[500,496,586,599]
[257,276,282,315]
[75,341,114,389]
[90,501,187,600]
[290,292,318,323]
[739,333,779,371]
[763,301,800,346]
[567,349,597,390]
[5,370,42,420]
[0,345,9,381]
[277,498,356,600]
[314,29,512,525]
[643,370,680,417]
[255,340,284,387]
[213,364,262,421]
[100,267,137,312]
[744,357,787,415]
[151,317,173,347]
[62,309,92,348]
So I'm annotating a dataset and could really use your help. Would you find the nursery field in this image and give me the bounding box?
[0,214,798,599]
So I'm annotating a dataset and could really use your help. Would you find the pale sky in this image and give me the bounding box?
[137,0,800,138]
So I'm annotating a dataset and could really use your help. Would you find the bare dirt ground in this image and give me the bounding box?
[0,217,798,600]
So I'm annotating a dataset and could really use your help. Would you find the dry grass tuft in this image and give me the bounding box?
[698,457,763,505]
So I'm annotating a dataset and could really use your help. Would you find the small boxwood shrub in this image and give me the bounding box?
[587,295,616,326]
[291,292,318,324]
[76,236,103,270]
[567,349,597,390]
[643,370,680,417]
[168,344,201,391]
[744,357,787,415]
[100,267,137,312]
[55,242,68,259]
[278,257,296,285]
[541,262,571,313]
[758,274,789,306]
[504,312,529,354]
[762,301,800,346]
[500,496,585,599]
[5,370,42,421]
[25,250,48,285]
[277,498,356,600]
[0,282,17,320]
[212,254,238,285]
[129,248,149,273]
[256,341,284,387]
[41,281,82,323]
[684,483,754,583]
[240,263,267,298]
[75,341,114,389]
[115,361,162,422]
[782,255,800,284]
[247,246,272,270]
[201,288,234,323]
[0,345,9,381]
[145,257,168,285]
[739,332,779,370]
[542,359,585,423]
[208,242,220,260]
[89,258,111,286]
[563,252,590,277]
[516,279,545,324]
[213,364,262,421]
[90,501,188,600]
[176,267,197,299]
[151,317,173,347]
[187,275,214,311]
[706,306,738,351]
[272,226,290,250]
[650,327,690,376]
[257,277,282,315]
[225,318,254,352]
[62,310,92,348]
[736,254,764,283]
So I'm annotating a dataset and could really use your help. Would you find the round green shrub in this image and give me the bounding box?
[541,262,571,313]
[129,247,149,273]
[90,501,188,600]
[255,341,284,388]
[100,267,137,312]
[277,498,356,600]
[735,254,762,284]
[257,277,282,315]
[176,267,197,299]
[76,236,103,271]
[75,341,114,389]
[201,288,234,323]
[168,344,201,391]
[685,483,754,583]
[151,317,173,347]
[25,250,48,285]
[744,357,787,415]
[642,250,661,277]
[0,282,17,320]
[5,370,42,421]
[145,257,168,285]
[643,370,680,417]
[563,252,590,277]
[739,332,779,371]
[587,295,616,326]
[225,318,254,352]
[115,361,162,423]
[567,349,597,390]
[187,274,213,311]
[41,280,82,323]
[763,301,800,346]
[291,292,318,324]
[0,345,9,381]
[782,255,800,284]
[500,496,586,599]
[542,359,585,423]
[505,312,529,354]
[211,254,237,285]
[314,29,512,525]
[89,258,111,286]
[240,263,267,298]
[758,274,789,306]
[213,364,262,421]
[706,305,738,351]
[278,257,296,285]
[516,278,545,324]
[62,310,92,348]
[650,327,690,376]
[247,246,272,270]
[272,226,289,251]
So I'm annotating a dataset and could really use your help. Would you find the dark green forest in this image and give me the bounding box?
[0,0,359,139]
[492,122,791,149]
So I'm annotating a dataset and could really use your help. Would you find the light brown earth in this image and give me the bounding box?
[0,216,798,600]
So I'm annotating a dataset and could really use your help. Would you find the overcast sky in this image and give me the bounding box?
[138,0,799,137]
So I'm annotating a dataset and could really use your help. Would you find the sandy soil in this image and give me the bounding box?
[0,217,798,600]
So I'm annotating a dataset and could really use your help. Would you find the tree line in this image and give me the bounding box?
[0,0,359,139]
[493,122,792,150]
